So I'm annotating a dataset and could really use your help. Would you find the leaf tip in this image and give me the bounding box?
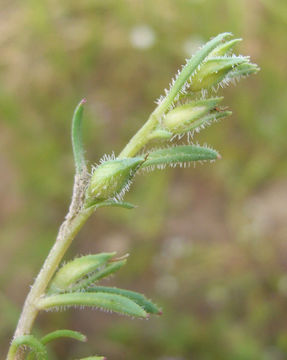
[109,253,130,263]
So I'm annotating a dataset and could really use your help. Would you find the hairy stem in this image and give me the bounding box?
[8,174,92,360]
[15,210,93,335]
[118,110,161,158]
[8,103,163,360]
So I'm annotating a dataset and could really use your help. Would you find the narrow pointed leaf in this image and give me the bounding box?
[72,99,87,174]
[37,292,148,318]
[142,145,219,169]
[157,32,232,113]
[227,62,260,79]
[87,286,161,315]
[183,110,232,134]
[48,253,116,293]
[190,56,248,91]
[72,260,127,291]
[7,335,47,360]
[209,38,242,57]
[41,329,87,345]
[163,97,223,134]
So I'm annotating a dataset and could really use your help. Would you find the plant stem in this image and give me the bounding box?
[7,174,92,360]
[8,104,162,359]
[16,210,93,334]
[118,110,161,158]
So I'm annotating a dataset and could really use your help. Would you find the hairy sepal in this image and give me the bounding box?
[163,97,223,134]
[148,129,173,141]
[72,260,127,291]
[36,292,148,318]
[87,157,145,203]
[48,253,116,293]
[227,62,260,79]
[87,286,161,315]
[190,56,249,92]
[156,32,232,113]
[182,110,232,137]
[209,38,242,57]
[85,199,136,211]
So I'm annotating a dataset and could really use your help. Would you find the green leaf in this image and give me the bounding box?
[163,97,223,134]
[87,286,162,315]
[72,260,127,291]
[148,129,173,141]
[209,38,242,57]
[36,292,148,318]
[227,62,260,79]
[26,330,87,360]
[181,110,232,135]
[190,56,249,91]
[142,145,219,170]
[7,335,47,360]
[85,199,136,210]
[48,253,116,293]
[72,98,87,174]
[156,32,232,113]
[41,329,87,345]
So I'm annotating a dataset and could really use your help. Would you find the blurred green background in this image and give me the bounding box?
[1,0,287,359]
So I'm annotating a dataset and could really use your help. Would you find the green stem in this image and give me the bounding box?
[7,99,167,360]
[8,207,94,360]
[118,111,161,158]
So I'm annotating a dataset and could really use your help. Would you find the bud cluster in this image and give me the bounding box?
[84,33,259,206]
[7,33,259,360]
[152,33,259,141]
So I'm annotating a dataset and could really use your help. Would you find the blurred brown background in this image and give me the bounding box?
[1,0,287,359]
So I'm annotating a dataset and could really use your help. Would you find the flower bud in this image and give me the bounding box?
[209,38,242,57]
[163,97,223,134]
[48,253,116,293]
[87,157,144,202]
[190,56,248,91]
[227,62,260,79]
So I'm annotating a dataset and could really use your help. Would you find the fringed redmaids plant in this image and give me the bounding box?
[7,33,259,360]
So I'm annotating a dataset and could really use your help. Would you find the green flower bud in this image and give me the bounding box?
[87,157,144,202]
[48,253,116,293]
[148,129,173,141]
[188,109,232,134]
[190,56,248,91]
[209,38,242,57]
[227,62,260,79]
[163,97,223,134]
